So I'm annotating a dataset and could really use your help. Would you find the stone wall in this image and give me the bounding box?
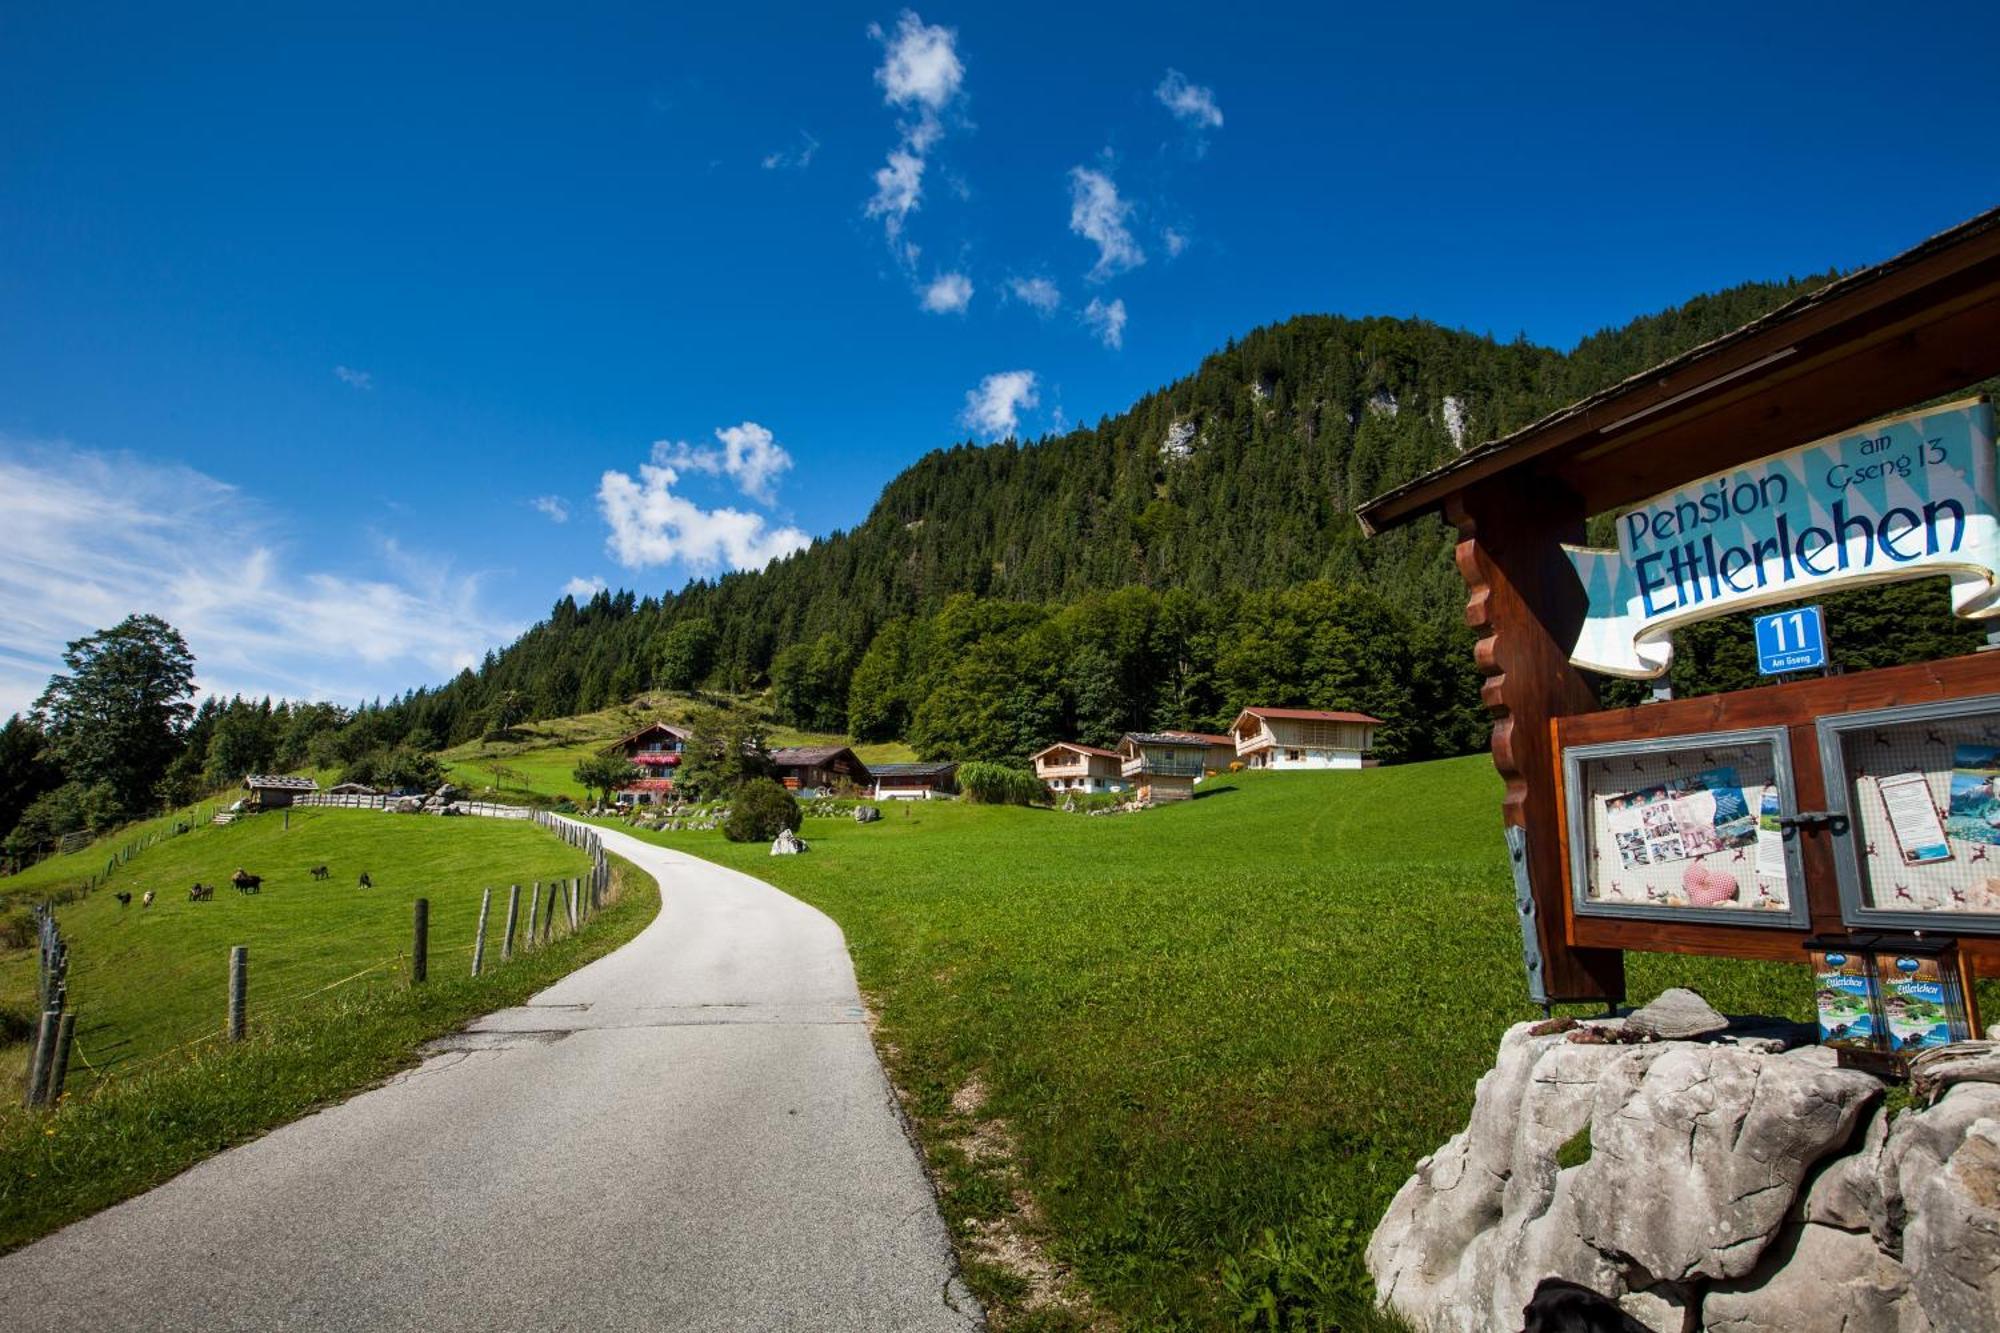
[1366,1011,2000,1331]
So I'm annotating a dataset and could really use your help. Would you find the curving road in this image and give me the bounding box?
[5,822,981,1332]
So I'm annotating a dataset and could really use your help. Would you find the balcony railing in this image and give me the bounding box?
[1122,754,1205,779]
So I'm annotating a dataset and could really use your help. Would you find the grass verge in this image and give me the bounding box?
[605,762,1904,1331]
[0,853,655,1252]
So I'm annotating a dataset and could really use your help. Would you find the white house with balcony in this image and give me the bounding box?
[1229,707,1381,770]
[1030,742,1126,794]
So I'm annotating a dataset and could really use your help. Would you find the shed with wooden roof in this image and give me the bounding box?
[242,774,319,808]
[769,745,870,794]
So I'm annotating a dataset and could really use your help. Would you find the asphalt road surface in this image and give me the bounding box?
[5,822,981,1332]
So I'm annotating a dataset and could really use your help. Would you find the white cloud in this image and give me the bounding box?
[1007,276,1061,315]
[597,461,809,573]
[920,271,973,314]
[1163,227,1189,258]
[960,370,1039,441]
[531,495,570,523]
[333,365,373,390]
[0,439,521,717]
[872,10,964,110]
[864,11,965,267]
[562,575,607,599]
[1156,69,1223,130]
[761,131,821,171]
[1083,297,1127,350]
[1068,166,1144,281]
[653,421,794,507]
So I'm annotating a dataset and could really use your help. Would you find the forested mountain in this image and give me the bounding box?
[26,264,1999,854]
[364,273,1887,758]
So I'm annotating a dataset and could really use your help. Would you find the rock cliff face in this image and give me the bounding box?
[1366,1020,2000,1332]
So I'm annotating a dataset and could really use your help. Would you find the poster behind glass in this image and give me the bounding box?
[1822,698,2000,925]
[1566,730,1800,923]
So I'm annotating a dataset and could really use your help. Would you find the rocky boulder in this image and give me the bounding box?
[1368,1012,2000,1331]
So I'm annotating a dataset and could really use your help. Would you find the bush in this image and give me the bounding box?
[725,779,803,843]
[958,762,1045,806]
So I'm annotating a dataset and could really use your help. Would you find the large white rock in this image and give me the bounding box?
[1366,1021,2000,1331]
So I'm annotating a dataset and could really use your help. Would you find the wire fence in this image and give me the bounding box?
[16,813,618,1110]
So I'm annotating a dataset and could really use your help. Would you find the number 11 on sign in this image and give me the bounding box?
[1753,606,1828,676]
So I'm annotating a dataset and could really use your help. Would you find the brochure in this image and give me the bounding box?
[1945,744,2000,848]
[1601,767,1754,870]
[1754,787,1788,882]
[1880,771,1952,865]
[1872,951,1961,1053]
[1808,947,1878,1049]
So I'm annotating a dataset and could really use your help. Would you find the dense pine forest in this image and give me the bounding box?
[10,270,2000,854]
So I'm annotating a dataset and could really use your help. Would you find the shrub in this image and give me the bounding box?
[725,779,803,843]
[958,762,1045,806]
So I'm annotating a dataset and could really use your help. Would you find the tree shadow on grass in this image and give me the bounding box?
[1192,784,1238,800]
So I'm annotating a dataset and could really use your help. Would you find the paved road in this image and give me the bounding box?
[5,823,981,1332]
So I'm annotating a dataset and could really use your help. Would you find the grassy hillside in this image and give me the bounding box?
[611,763,1827,1331]
[0,808,589,1094]
[438,689,914,803]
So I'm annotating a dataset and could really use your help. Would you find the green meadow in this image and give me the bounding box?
[1,807,590,1092]
[613,761,1829,1331]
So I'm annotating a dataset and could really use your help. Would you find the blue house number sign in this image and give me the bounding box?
[1753,605,1827,675]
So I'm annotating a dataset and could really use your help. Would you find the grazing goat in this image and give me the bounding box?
[188,882,214,902]
[357,871,373,889]
[115,891,132,907]
[230,868,262,893]
[141,889,155,908]
[310,864,330,880]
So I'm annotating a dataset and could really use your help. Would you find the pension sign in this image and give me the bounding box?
[1566,398,1999,678]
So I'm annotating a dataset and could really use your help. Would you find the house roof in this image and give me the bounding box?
[1357,205,2000,535]
[770,745,866,771]
[1029,742,1121,761]
[1234,707,1384,727]
[244,774,318,791]
[1165,731,1235,747]
[602,721,692,754]
[869,761,959,778]
[1123,732,1212,748]
[326,782,379,794]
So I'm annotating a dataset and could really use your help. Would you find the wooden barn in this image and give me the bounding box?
[770,745,870,795]
[242,774,318,808]
[1115,733,1210,803]
[868,761,959,800]
[1230,708,1381,770]
[1029,742,1126,794]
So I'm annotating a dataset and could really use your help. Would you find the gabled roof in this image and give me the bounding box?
[1029,741,1121,761]
[1233,707,1383,727]
[770,745,867,772]
[602,721,692,754]
[1123,732,1212,748]
[869,761,959,778]
[244,774,318,791]
[1165,731,1235,747]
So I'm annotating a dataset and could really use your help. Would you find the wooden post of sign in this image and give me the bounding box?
[1446,478,1625,1007]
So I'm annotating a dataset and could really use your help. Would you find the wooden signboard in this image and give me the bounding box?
[1358,206,2000,1006]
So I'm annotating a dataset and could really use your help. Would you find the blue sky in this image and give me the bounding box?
[2,3,1997,715]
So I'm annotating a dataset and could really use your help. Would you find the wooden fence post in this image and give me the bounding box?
[502,884,520,960]
[542,881,558,943]
[228,946,247,1041]
[472,887,491,977]
[529,881,543,948]
[412,899,429,984]
[48,1011,77,1103]
[24,1010,58,1107]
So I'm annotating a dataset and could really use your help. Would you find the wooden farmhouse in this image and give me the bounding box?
[770,745,870,795]
[242,774,318,808]
[1115,733,1211,803]
[1230,708,1381,770]
[1175,731,1239,774]
[1030,742,1126,794]
[868,761,959,800]
[603,721,691,804]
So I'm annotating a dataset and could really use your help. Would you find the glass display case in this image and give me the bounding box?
[1818,694,2000,931]
[1562,727,1808,928]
